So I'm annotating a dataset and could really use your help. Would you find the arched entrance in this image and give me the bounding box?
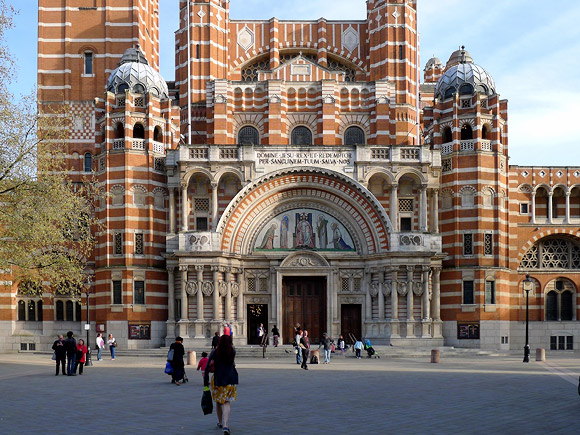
[282,276,326,344]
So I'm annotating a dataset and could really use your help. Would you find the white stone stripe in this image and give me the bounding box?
[38,69,71,74]
[39,6,136,11]
[39,85,72,90]
[39,38,139,43]
[39,22,72,27]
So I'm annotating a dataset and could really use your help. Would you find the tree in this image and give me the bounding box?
[0,2,98,296]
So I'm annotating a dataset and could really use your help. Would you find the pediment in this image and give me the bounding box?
[258,55,346,82]
[280,251,331,268]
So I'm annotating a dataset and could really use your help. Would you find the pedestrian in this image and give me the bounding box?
[107,333,117,360]
[204,335,239,435]
[197,351,209,378]
[294,329,303,365]
[354,339,364,359]
[257,323,265,344]
[64,331,77,376]
[299,330,310,370]
[223,323,231,337]
[95,333,105,361]
[75,339,88,375]
[52,334,66,376]
[338,335,345,355]
[271,325,280,347]
[169,336,185,386]
[320,333,332,364]
[212,331,220,349]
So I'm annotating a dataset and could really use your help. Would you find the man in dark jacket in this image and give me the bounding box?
[52,335,66,376]
[64,331,77,376]
[211,331,220,349]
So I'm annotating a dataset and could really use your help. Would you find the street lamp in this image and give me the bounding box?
[85,275,93,367]
[522,274,533,363]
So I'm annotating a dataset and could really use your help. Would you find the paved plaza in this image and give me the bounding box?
[0,351,578,434]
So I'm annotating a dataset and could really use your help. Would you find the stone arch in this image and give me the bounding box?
[517,231,580,263]
[182,167,215,187]
[280,251,331,268]
[518,184,533,194]
[394,168,427,185]
[217,167,392,255]
[364,168,396,186]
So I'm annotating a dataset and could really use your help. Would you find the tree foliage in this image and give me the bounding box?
[0,2,98,296]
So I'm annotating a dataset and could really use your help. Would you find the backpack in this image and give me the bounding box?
[311,355,319,364]
[292,338,297,347]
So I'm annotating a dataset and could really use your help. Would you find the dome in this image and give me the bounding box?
[106,46,169,99]
[424,56,443,71]
[435,49,496,100]
[445,46,474,69]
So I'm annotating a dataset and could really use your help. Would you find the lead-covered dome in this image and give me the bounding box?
[435,47,495,100]
[106,46,169,99]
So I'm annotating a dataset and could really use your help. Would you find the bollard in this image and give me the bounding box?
[187,350,197,366]
[430,349,440,364]
[535,348,545,362]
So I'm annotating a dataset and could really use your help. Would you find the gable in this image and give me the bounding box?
[258,56,345,82]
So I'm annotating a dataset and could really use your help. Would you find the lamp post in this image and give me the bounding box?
[522,274,533,363]
[85,275,93,367]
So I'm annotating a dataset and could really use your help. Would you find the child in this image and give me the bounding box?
[354,340,364,359]
[197,351,209,377]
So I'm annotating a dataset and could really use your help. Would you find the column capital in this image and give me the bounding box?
[422,265,431,273]
[194,265,205,272]
[432,266,442,274]
[210,181,218,189]
[421,183,428,190]
[391,183,399,190]
[406,265,414,272]
[179,265,188,272]
[565,191,571,197]
[167,266,176,272]
[210,265,220,272]
[180,181,188,190]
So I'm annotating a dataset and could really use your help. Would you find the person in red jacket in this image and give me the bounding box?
[74,339,88,375]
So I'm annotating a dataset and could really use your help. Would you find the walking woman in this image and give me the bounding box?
[107,333,117,360]
[95,333,104,361]
[169,336,185,386]
[300,330,310,370]
[204,335,239,435]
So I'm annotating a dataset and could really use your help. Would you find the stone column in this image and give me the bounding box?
[548,191,553,224]
[378,270,385,320]
[195,265,204,320]
[422,267,430,320]
[531,191,536,224]
[181,183,188,232]
[211,181,219,229]
[365,270,372,321]
[565,191,571,224]
[432,267,442,338]
[169,188,176,234]
[237,269,244,323]
[420,184,428,232]
[390,184,399,232]
[390,267,400,338]
[178,265,189,338]
[212,266,220,320]
[406,266,414,321]
[225,268,232,322]
[167,266,175,322]
[432,189,439,233]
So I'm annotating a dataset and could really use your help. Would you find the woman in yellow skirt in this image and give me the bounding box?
[204,335,239,435]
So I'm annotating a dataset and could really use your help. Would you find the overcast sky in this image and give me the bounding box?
[6,0,580,166]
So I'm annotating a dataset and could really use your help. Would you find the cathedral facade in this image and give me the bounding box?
[2,0,578,352]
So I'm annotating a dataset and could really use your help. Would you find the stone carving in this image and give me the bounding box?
[218,281,228,297]
[375,95,389,104]
[343,296,363,304]
[215,94,228,104]
[323,94,335,104]
[230,282,240,297]
[237,26,255,52]
[247,296,269,304]
[288,256,322,267]
[400,234,423,246]
[413,281,424,296]
[342,26,359,52]
[186,281,198,296]
[268,94,281,104]
[201,281,213,296]
[369,282,379,297]
[397,281,408,296]
[382,280,392,297]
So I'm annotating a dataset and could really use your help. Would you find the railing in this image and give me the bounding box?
[112,139,125,150]
[132,139,145,150]
[460,140,475,152]
[190,148,209,160]
[220,148,239,160]
[153,141,165,155]
[371,148,390,160]
[400,147,419,160]
[481,140,492,151]
[441,142,453,155]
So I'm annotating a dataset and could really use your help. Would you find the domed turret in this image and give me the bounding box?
[106,46,169,99]
[435,47,495,100]
[424,56,444,83]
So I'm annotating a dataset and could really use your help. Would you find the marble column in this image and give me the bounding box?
[195,265,204,320]
[167,266,175,322]
[420,185,428,232]
[212,266,220,320]
[365,270,372,321]
[432,267,442,338]
[390,184,399,232]
[565,191,571,224]
[378,270,385,320]
[548,191,553,223]
[181,183,188,232]
[211,181,219,229]
[531,191,536,224]
[422,267,430,320]
[225,268,232,322]
[390,267,400,338]
[406,266,414,336]
[178,265,189,338]
[236,269,244,323]
[169,188,176,234]
[432,189,439,233]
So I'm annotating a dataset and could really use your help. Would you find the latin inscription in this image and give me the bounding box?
[256,151,353,166]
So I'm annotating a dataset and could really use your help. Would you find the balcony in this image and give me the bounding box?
[174,231,221,253]
[132,139,145,150]
[112,139,125,150]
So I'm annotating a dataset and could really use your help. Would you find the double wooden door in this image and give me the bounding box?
[283,277,326,344]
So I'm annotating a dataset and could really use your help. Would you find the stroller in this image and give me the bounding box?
[364,339,380,358]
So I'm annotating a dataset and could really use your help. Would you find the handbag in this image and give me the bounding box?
[167,348,174,362]
[201,387,213,415]
[208,359,215,373]
[164,361,173,375]
[52,352,56,361]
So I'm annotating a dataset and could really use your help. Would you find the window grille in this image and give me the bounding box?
[463,233,473,256]
[114,233,123,255]
[194,198,210,212]
[99,157,106,172]
[134,97,145,108]
[344,126,365,145]
[442,159,452,173]
[371,148,390,160]
[238,126,259,145]
[291,127,313,145]
[135,233,144,255]
[154,157,165,172]
[113,280,122,305]
[220,148,239,159]
[401,148,419,160]
[259,277,268,292]
[341,278,350,292]
[461,99,471,108]
[399,199,413,213]
[541,239,569,269]
[116,96,126,107]
[190,148,208,159]
[247,278,256,292]
[484,233,493,256]
[241,59,270,82]
[353,278,362,292]
[134,281,145,305]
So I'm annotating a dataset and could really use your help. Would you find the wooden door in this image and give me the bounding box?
[341,304,362,342]
[283,277,326,344]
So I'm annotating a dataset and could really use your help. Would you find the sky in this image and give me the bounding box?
[5,0,580,166]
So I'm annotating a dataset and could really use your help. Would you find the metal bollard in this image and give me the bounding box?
[430,349,440,364]
[187,350,197,366]
[535,348,545,362]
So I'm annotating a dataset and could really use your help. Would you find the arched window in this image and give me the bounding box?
[459,83,474,95]
[291,126,313,145]
[133,123,145,139]
[344,126,365,145]
[133,83,145,94]
[444,87,455,99]
[76,302,82,321]
[238,126,259,145]
[461,124,473,140]
[461,189,475,207]
[442,127,452,143]
[546,291,558,321]
[56,301,64,321]
[65,301,74,321]
[28,300,36,322]
[154,126,163,142]
[83,152,92,173]
[482,124,490,140]
[18,300,26,321]
[115,123,125,139]
[84,51,93,75]
[117,83,129,94]
[561,291,573,321]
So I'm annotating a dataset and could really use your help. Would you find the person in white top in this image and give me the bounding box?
[95,333,105,361]
[107,333,117,360]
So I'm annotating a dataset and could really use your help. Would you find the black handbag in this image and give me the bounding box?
[201,388,213,415]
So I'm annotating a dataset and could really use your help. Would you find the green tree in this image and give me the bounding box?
[0,2,97,296]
